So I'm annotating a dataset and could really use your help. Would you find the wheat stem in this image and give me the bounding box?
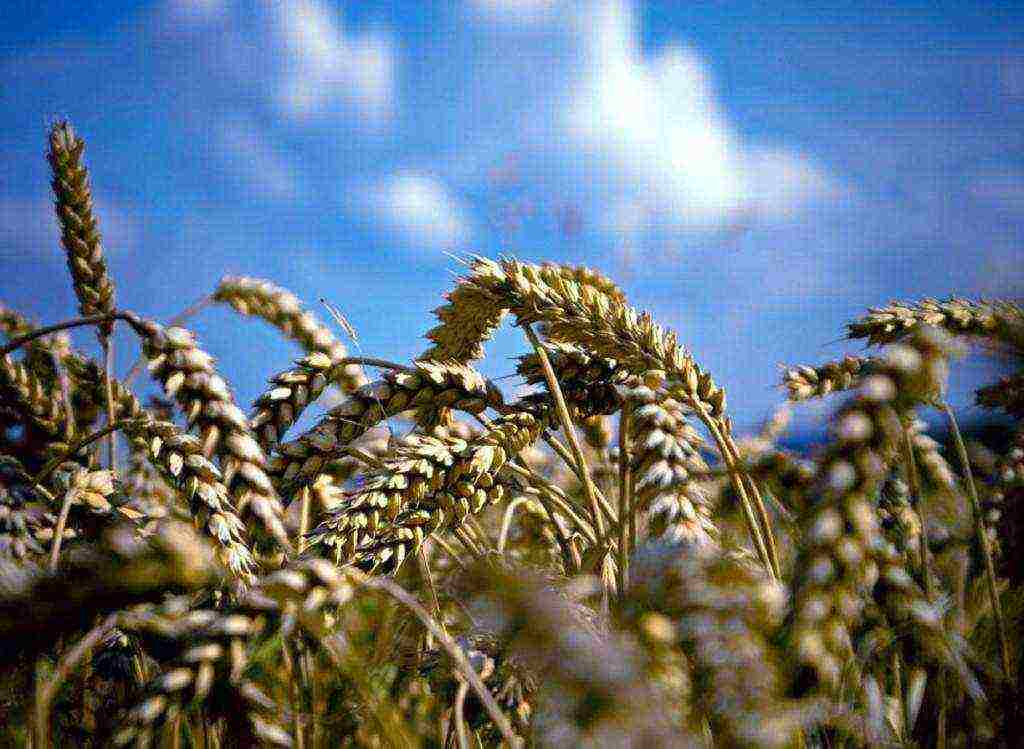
[100,332,117,467]
[900,423,936,600]
[541,431,617,526]
[453,682,472,749]
[352,571,522,748]
[505,459,598,544]
[48,483,77,571]
[939,400,1012,681]
[0,313,130,358]
[297,486,312,554]
[617,402,633,593]
[521,323,606,542]
[703,413,775,578]
[498,497,530,552]
[34,613,118,749]
[35,419,131,485]
[720,427,781,577]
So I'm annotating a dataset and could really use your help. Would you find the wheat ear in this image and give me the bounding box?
[0,521,221,663]
[627,542,793,747]
[47,122,116,334]
[0,351,68,441]
[112,603,289,748]
[122,314,291,555]
[214,276,370,449]
[628,387,716,547]
[270,360,502,495]
[308,405,549,573]
[440,257,778,576]
[847,297,1024,350]
[782,356,878,402]
[1,455,49,560]
[789,329,973,694]
[48,121,120,464]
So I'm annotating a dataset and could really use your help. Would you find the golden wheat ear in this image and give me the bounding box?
[0,520,221,664]
[789,328,981,701]
[781,355,877,402]
[847,297,1024,350]
[123,314,291,557]
[628,388,716,546]
[213,276,369,449]
[47,121,116,338]
[269,359,500,498]
[625,541,795,747]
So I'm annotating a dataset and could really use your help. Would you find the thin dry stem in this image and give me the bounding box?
[939,400,1012,681]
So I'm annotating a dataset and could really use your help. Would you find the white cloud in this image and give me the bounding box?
[363,172,473,250]
[159,0,395,125]
[464,0,842,237]
[745,147,846,220]
[266,0,394,122]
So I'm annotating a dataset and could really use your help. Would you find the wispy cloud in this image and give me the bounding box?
[360,172,473,251]
[212,112,299,201]
[264,0,395,123]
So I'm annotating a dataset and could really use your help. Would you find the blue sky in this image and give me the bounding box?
[1,0,1022,436]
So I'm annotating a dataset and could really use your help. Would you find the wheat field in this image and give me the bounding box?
[1,121,1023,747]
